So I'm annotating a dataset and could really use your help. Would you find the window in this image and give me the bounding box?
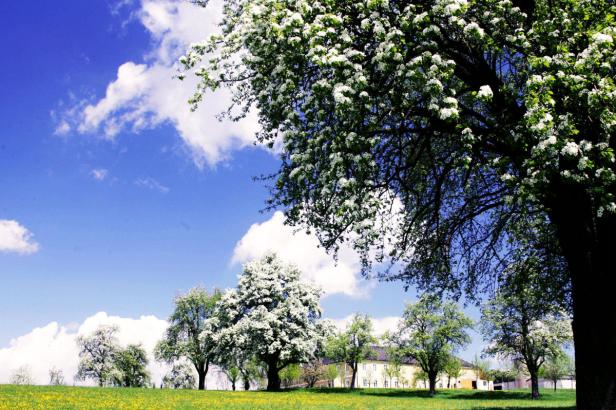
[384,364,388,370]
[384,380,389,388]
[373,380,378,387]
[373,364,377,371]
[363,379,369,387]
[394,380,399,388]
[363,364,367,370]
[483,380,488,386]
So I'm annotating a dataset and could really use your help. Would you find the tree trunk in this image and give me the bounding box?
[530,371,540,399]
[231,381,236,391]
[428,371,437,396]
[447,375,451,389]
[547,184,616,409]
[244,378,250,391]
[350,363,357,389]
[196,359,209,390]
[553,380,557,392]
[266,357,281,391]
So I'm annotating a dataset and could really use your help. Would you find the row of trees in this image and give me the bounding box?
[74,253,571,398]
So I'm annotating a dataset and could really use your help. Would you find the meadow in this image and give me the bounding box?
[0,386,575,410]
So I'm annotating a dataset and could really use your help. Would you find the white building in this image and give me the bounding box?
[329,346,493,390]
[496,376,576,390]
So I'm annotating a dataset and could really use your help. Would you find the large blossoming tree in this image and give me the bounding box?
[203,253,329,391]
[182,0,615,406]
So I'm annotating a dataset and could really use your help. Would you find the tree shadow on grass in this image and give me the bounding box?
[469,407,575,410]
[307,388,434,398]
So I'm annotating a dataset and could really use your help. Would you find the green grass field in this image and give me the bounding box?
[0,386,575,410]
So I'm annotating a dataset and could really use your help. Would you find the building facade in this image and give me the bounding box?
[330,347,493,391]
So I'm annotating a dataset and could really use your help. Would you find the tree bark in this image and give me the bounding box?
[547,184,616,409]
[196,359,209,390]
[428,371,437,396]
[530,371,540,400]
[244,378,250,391]
[350,363,357,389]
[266,357,281,391]
[231,381,236,391]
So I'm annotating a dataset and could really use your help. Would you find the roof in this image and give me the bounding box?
[323,345,474,368]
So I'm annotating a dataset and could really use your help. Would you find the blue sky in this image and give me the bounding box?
[0,0,488,381]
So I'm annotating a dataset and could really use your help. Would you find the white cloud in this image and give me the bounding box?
[232,211,370,298]
[0,312,228,388]
[0,220,39,254]
[58,0,259,167]
[90,168,109,181]
[330,315,402,337]
[135,177,170,193]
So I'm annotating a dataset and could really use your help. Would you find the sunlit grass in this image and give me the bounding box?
[0,385,575,409]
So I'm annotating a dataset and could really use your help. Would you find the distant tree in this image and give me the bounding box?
[392,295,472,396]
[472,354,491,381]
[443,356,462,388]
[490,367,519,385]
[279,363,301,389]
[222,365,241,391]
[111,344,150,388]
[203,254,329,391]
[325,314,376,389]
[155,287,221,390]
[76,325,119,386]
[324,365,339,388]
[481,262,572,399]
[162,362,196,389]
[413,369,429,389]
[383,361,402,389]
[301,359,325,388]
[48,367,65,386]
[10,366,33,385]
[541,353,573,391]
[239,357,263,391]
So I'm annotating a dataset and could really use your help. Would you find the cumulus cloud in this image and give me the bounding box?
[90,168,109,181]
[0,220,39,254]
[58,0,259,167]
[232,211,371,298]
[0,312,228,388]
[330,315,402,337]
[135,177,170,193]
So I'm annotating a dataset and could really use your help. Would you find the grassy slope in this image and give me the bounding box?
[0,386,575,410]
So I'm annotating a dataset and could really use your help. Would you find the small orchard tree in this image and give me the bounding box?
[10,366,33,385]
[481,263,572,399]
[111,344,150,388]
[443,356,462,388]
[383,361,402,389]
[413,369,429,389]
[222,365,241,391]
[76,325,119,386]
[279,363,301,388]
[301,359,326,388]
[204,254,329,391]
[155,287,221,390]
[541,353,573,391]
[162,362,196,389]
[472,354,491,382]
[393,295,472,396]
[325,314,376,389]
[49,367,65,386]
[325,365,339,388]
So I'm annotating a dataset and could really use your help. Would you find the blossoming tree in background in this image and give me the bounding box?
[181,0,616,406]
[203,253,330,391]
